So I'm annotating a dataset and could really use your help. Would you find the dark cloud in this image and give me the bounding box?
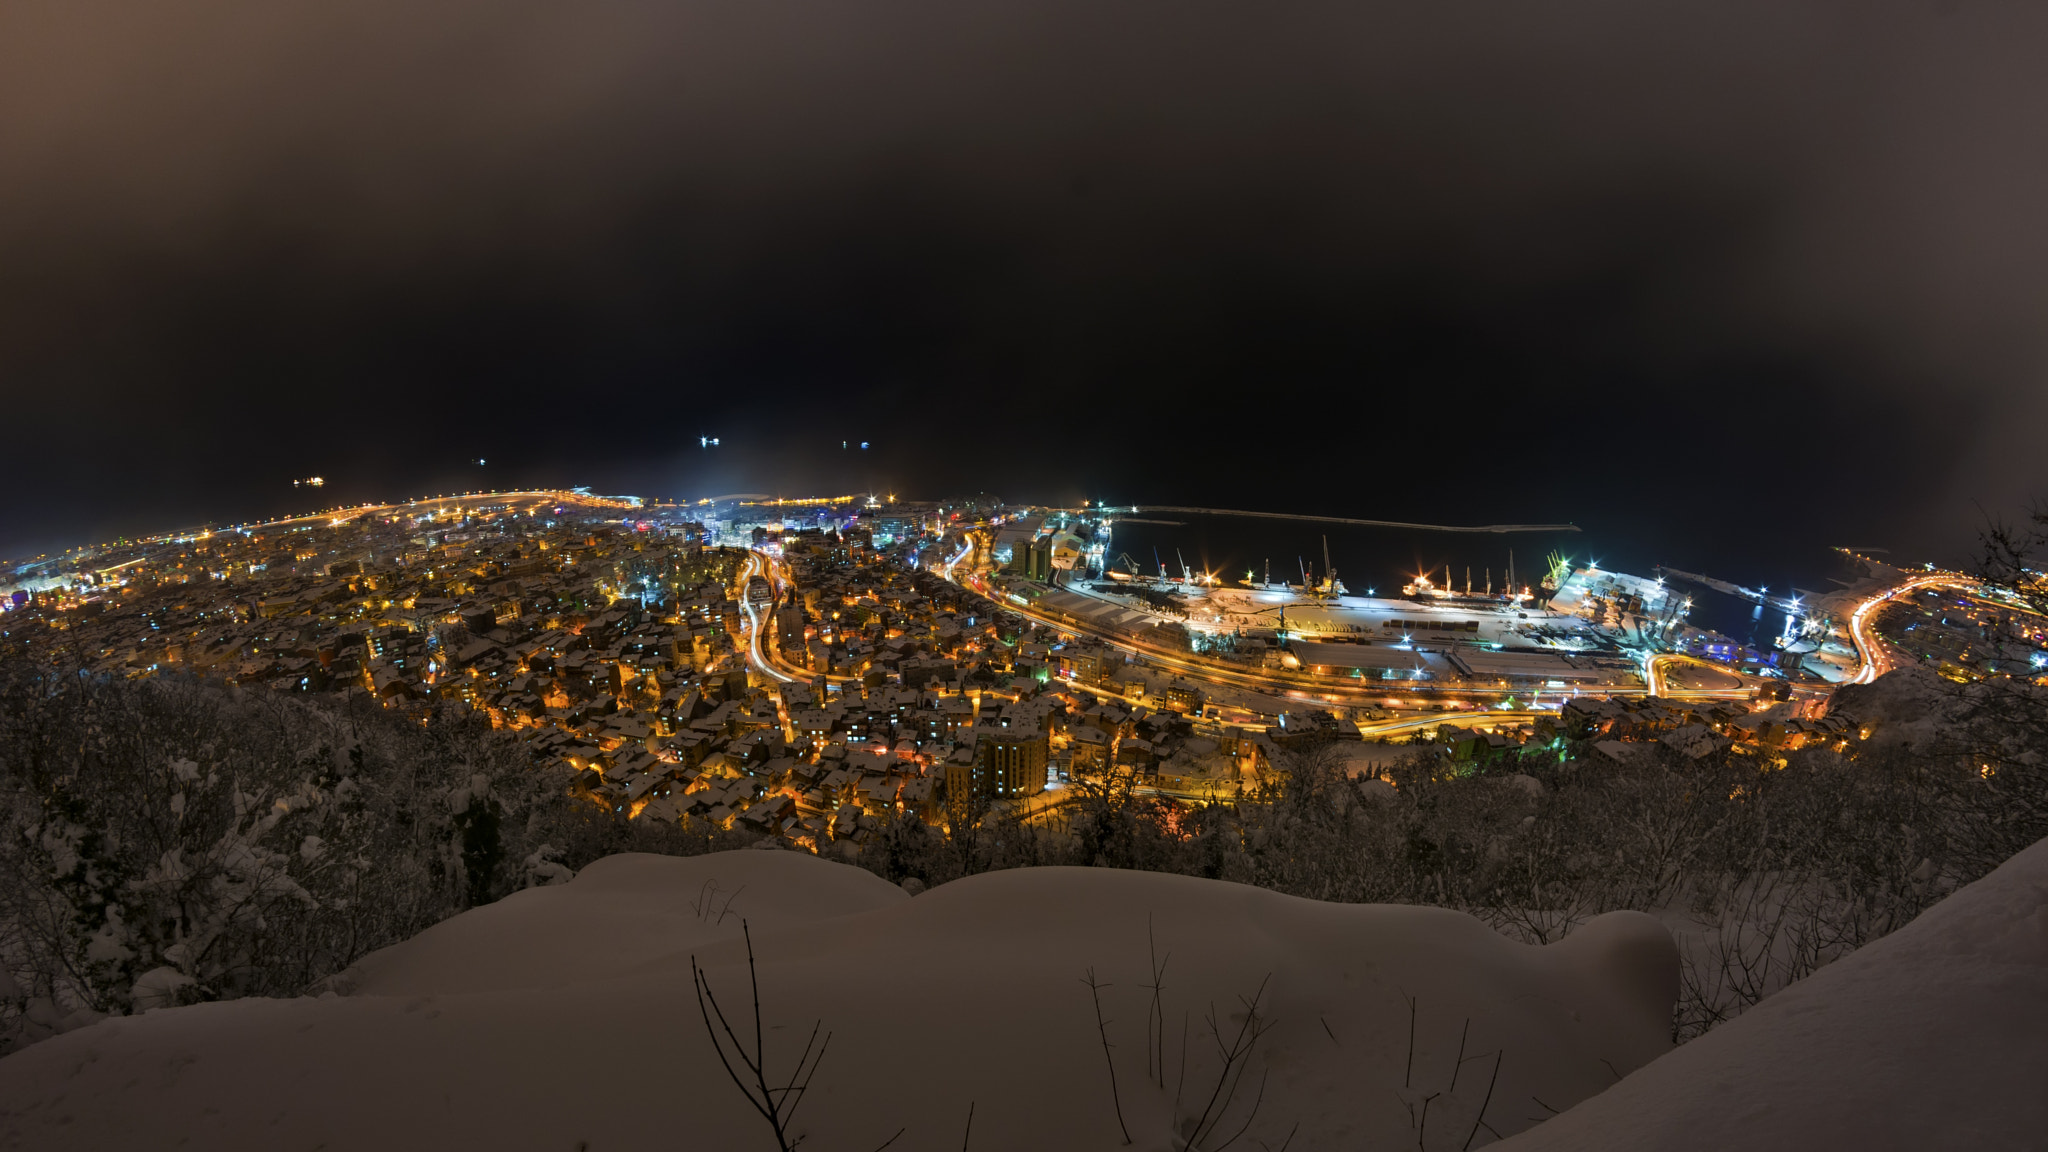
[2,0,2042,564]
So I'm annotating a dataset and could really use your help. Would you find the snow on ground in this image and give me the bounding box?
[1826,663,1959,751]
[1495,833,2048,1152]
[339,848,907,997]
[0,850,1676,1151]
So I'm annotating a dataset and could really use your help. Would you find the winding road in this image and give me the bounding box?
[738,549,867,688]
[1844,573,1980,685]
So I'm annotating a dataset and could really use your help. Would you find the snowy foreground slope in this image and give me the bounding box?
[1495,833,2048,1152]
[0,849,1676,1151]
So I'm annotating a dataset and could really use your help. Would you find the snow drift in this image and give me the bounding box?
[1495,832,2048,1151]
[1826,663,1961,751]
[0,849,1676,1150]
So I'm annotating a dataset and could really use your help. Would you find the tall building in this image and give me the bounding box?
[774,605,805,653]
[1013,538,1053,582]
[952,728,1050,801]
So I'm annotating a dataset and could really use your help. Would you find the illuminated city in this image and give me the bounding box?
[4,0,2048,1145]
[5,491,2034,852]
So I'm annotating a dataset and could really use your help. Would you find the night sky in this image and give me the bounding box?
[3,0,2044,569]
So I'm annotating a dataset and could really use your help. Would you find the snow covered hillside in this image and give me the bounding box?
[1494,831,2048,1152]
[0,849,1677,1150]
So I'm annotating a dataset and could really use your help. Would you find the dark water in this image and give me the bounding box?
[1097,513,1858,644]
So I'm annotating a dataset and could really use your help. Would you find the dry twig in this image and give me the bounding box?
[1083,967,1133,1145]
